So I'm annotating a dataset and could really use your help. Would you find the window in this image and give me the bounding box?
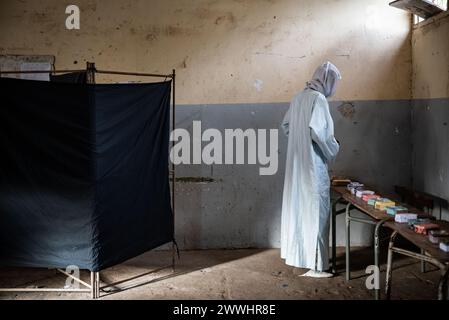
[390,0,448,24]
[0,55,55,81]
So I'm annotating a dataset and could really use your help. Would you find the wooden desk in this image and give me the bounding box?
[331,186,430,300]
[384,220,449,300]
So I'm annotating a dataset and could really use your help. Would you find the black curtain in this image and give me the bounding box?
[0,78,173,271]
[50,72,87,84]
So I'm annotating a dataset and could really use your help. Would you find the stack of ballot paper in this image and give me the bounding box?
[350,186,364,195]
[347,182,363,189]
[368,198,381,206]
[429,229,449,244]
[440,242,449,252]
[356,190,375,198]
[374,198,396,211]
[429,229,449,237]
[414,223,440,235]
[430,236,449,244]
[347,182,364,194]
[331,177,352,186]
[386,206,408,216]
[395,213,418,223]
[408,218,433,228]
[429,234,449,244]
[362,194,380,202]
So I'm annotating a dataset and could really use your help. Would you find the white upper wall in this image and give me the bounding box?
[0,0,412,103]
[412,11,449,99]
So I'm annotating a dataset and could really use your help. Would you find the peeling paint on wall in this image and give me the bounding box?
[337,102,356,119]
[253,79,263,92]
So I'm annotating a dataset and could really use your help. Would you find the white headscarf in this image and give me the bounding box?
[306,61,342,97]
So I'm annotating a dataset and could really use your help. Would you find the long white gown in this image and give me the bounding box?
[280,88,339,271]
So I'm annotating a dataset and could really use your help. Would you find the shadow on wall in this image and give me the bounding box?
[411,99,449,201]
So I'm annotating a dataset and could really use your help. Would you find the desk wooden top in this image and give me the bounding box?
[331,186,428,221]
[331,186,393,221]
[331,185,449,262]
[384,220,449,263]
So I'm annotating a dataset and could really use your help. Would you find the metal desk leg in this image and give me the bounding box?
[345,203,352,281]
[374,219,388,300]
[385,231,398,300]
[90,271,95,299]
[421,249,427,273]
[438,267,449,300]
[95,272,100,299]
[331,197,340,274]
[91,271,100,299]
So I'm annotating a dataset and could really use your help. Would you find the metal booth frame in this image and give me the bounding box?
[0,62,177,299]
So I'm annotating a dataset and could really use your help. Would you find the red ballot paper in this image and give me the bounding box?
[362,194,380,202]
[414,223,440,235]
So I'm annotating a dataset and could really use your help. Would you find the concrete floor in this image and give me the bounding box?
[0,248,444,300]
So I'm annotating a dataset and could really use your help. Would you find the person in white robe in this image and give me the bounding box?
[280,61,341,278]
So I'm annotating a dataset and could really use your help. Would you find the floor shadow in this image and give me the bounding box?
[98,248,268,297]
[332,236,430,280]
[0,248,268,299]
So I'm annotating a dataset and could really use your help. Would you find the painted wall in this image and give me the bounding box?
[0,0,413,248]
[174,101,411,249]
[411,12,449,221]
[0,0,411,102]
[412,12,449,100]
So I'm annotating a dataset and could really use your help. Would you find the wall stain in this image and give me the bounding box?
[178,56,189,69]
[166,25,193,36]
[144,25,197,38]
[173,177,222,183]
[146,33,157,41]
[215,13,235,26]
[338,102,356,119]
[84,1,97,12]
[196,8,213,19]
[30,12,50,24]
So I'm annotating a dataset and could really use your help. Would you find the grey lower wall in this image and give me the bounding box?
[172,99,413,249]
[412,98,449,221]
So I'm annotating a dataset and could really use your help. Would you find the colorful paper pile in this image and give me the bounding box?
[347,182,364,194]
[362,194,380,202]
[440,242,449,252]
[374,198,396,211]
[395,213,418,223]
[367,198,380,206]
[408,218,433,228]
[414,223,440,235]
[386,206,408,216]
[356,190,375,198]
[428,230,449,244]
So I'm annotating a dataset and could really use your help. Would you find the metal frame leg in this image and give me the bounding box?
[438,267,449,300]
[385,231,398,300]
[91,271,100,299]
[331,197,340,274]
[330,196,345,274]
[0,268,92,294]
[172,242,176,273]
[90,272,95,299]
[374,219,388,300]
[421,249,427,273]
[345,203,352,281]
